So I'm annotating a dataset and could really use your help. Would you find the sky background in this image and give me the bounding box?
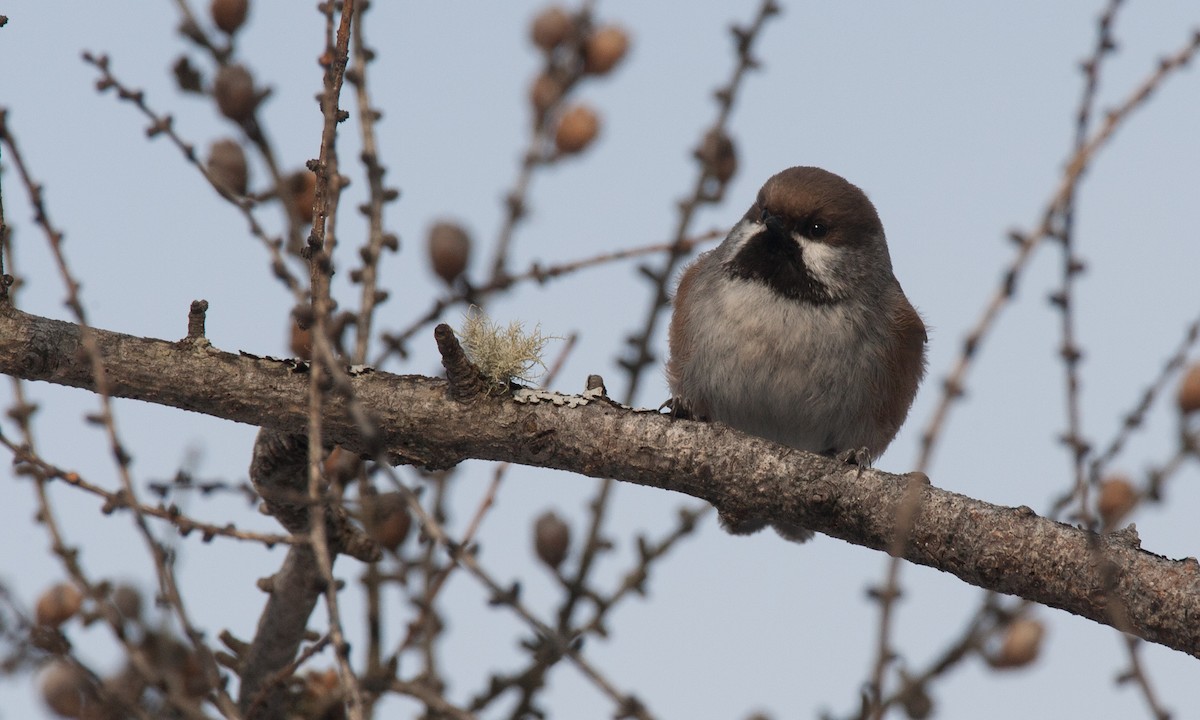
[2,1,1200,718]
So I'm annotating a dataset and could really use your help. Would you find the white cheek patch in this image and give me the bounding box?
[797,239,847,297]
[725,219,766,255]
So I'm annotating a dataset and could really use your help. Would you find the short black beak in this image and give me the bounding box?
[761,209,788,236]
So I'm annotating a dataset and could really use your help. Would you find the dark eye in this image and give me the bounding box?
[805,221,829,239]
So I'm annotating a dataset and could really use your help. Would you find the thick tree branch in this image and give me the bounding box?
[2,304,1199,658]
[237,544,324,720]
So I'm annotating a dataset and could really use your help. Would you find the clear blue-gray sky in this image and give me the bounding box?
[2,2,1199,718]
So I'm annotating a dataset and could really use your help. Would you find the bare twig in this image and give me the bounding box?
[1118,635,1172,720]
[1078,313,1200,501]
[1,112,239,717]
[380,229,720,361]
[388,333,580,708]
[913,25,1200,475]
[374,460,658,720]
[171,0,309,253]
[575,505,707,638]
[5,441,300,547]
[486,0,602,281]
[80,52,306,300]
[347,0,400,365]
[865,16,1200,718]
[303,2,363,718]
[1051,0,1124,530]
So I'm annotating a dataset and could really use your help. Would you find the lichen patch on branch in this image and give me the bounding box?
[457,306,557,389]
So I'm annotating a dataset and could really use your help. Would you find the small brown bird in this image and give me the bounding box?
[667,166,927,539]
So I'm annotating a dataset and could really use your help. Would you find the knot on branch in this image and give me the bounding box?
[249,429,381,563]
[185,299,209,342]
[434,323,488,401]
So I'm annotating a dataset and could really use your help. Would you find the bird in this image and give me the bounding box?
[666,166,927,540]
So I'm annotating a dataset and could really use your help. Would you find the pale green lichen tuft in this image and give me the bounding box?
[458,307,554,390]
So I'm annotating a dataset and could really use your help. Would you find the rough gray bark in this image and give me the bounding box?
[2,304,1199,658]
[237,543,323,720]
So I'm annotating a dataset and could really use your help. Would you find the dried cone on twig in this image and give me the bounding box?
[990,617,1044,669]
[103,664,148,713]
[1097,475,1138,531]
[583,25,630,75]
[896,673,933,720]
[288,170,318,225]
[365,492,411,552]
[213,64,258,122]
[555,105,600,154]
[534,511,570,569]
[142,631,212,698]
[1178,363,1200,415]
[35,583,83,628]
[206,139,248,195]
[696,129,738,184]
[211,0,249,34]
[109,584,142,624]
[323,446,363,487]
[40,661,101,719]
[427,221,472,285]
[530,6,574,52]
[529,73,564,123]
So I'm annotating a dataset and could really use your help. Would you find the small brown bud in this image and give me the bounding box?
[213,64,258,122]
[583,25,630,75]
[103,663,148,710]
[696,129,738,183]
[990,617,1044,669]
[896,673,933,720]
[210,0,249,34]
[366,492,411,552]
[143,632,211,698]
[109,584,142,624]
[1178,363,1200,415]
[530,6,573,52]
[554,104,600,154]
[36,583,83,628]
[323,446,363,487]
[427,221,472,284]
[529,73,565,119]
[1097,475,1138,530]
[172,56,204,94]
[534,510,570,569]
[206,139,248,195]
[40,660,99,719]
[288,170,318,224]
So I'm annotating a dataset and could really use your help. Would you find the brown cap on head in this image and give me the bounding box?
[749,166,883,245]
